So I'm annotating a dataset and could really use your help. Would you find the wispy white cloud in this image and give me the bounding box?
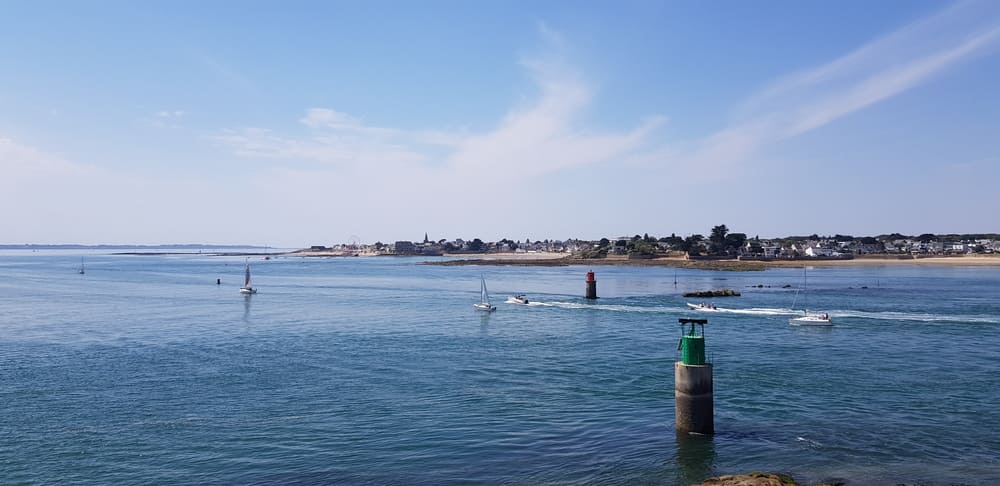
[687,0,1000,171]
[215,36,663,180]
[154,110,186,118]
[204,6,1000,241]
[145,109,188,128]
[195,52,259,96]
[219,2,1000,185]
[0,137,91,177]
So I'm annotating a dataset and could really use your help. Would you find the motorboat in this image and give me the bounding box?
[789,313,833,326]
[686,302,720,312]
[507,294,529,305]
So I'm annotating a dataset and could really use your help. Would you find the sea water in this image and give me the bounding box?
[2,251,999,485]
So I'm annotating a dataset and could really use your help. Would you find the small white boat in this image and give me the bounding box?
[687,302,720,312]
[790,313,833,326]
[474,276,496,311]
[239,262,257,294]
[788,266,830,326]
[507,294,529,305]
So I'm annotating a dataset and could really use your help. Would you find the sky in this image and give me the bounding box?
[2,0,999,247]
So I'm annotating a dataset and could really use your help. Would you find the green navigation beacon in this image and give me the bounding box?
[675,317,713,435]
[678,318,708,365]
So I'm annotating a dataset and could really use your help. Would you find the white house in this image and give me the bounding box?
[805,245,840,257]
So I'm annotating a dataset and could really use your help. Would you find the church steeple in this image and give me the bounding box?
[424,232,429,244]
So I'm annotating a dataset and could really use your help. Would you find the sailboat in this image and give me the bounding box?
[473,276,496,311]
[239,262,257,294]
[789,266,831,326]
[78,257,85,275]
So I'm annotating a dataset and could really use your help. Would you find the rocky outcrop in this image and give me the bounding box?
[699,472,795,485]
[698,472,844,486]
[683,289,741,297]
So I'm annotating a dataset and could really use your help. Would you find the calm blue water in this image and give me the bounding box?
[2,251,999,485]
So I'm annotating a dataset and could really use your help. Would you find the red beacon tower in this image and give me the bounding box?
[585,271,597,299]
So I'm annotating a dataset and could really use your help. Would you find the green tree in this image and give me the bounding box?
[682,234,705,254]
[659,233,684,249]
[725,232,747,255]
[709,224,729,255]
[468,238,484,252]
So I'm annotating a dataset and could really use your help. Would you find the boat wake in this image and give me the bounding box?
[505,300,1000,325]
[532,301,681,314]
[827,310,1000,324]
[720,307,802,316]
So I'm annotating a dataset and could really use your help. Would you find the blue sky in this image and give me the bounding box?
[2,0,998,246]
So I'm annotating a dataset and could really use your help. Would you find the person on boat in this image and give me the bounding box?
[824,313,829,319]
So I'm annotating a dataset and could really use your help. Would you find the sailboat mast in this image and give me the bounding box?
[481,276,491,305]
[803,266,808,314]
[245,264,251,287]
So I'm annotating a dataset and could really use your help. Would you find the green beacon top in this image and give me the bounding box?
[678,318,708,365]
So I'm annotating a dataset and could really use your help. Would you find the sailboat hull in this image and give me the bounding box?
[240,262,256,294]
[475,276,494,311]
[790,266,830,326]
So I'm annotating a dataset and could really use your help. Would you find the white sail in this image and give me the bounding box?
[790,266,830,325]
[240,262,257,294]
[474,275,495,311]
[481,277,490,305]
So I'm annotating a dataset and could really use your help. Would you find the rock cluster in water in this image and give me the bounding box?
[682,289,741,297]
[699,472,844,486]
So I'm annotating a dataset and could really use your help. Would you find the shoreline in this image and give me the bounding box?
[423,253,1000,270]
[108,249,1000,269]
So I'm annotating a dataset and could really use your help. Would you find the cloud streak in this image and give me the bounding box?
[214,29,664,181]
[220,3,1000,184]
[688,0,1000,171]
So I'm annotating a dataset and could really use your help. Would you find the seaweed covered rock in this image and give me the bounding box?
[699,472,796,485]
[698,472,844,486]
[683,289,741,298]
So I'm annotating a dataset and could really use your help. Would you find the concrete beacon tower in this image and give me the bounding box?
[585,271,597,299]
[675,318,714,435]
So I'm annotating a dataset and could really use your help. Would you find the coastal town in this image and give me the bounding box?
[300,226,1000,260]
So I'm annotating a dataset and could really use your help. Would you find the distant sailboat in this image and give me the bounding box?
[473,276,496,311]
[789,266,831,326]
[239,262,257,294]
[78,257,85,275]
